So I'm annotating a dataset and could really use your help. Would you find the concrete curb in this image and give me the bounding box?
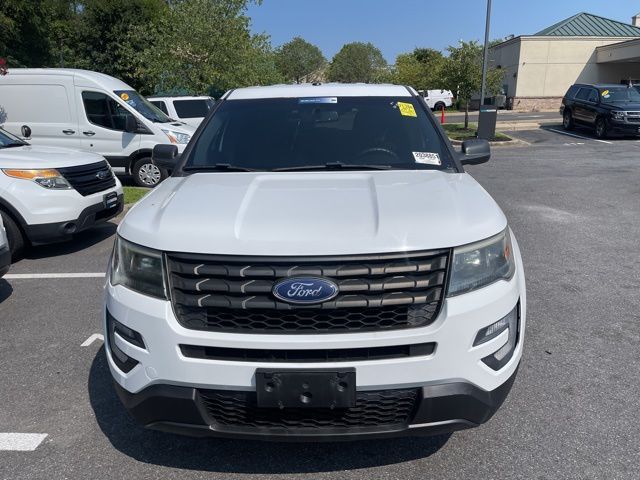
[448,137,530,148]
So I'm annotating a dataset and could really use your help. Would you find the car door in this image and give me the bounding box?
[583,88,600,125]
[572,88,593,124]
[77,90,140,166]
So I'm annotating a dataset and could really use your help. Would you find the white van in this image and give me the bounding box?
[420,89,454,111]
[148,96,215,128]
[0,69,196,187]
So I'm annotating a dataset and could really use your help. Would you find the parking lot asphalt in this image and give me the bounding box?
[1,127,639,479]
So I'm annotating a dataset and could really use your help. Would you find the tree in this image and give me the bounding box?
[0,1,57,67]
[275,37,325,84]
[327,42,387,83]
[392,48,445,91]
[442,40,503,128]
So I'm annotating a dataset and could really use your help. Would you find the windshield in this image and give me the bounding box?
[185,96,454,171]
[601,87,640,103]
[114,90,172,123]
[0,128,27,148]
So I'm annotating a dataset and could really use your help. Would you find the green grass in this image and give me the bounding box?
[442,123,511,142]
[123,186,150,205]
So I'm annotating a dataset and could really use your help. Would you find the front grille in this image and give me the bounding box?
[58,161,116,196]
[167,250,449,334]
[180,342,435,363]
[200,388,419,431]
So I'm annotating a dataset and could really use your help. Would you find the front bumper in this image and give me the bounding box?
[25,193,123,244]
[607,118,640,136]
[113,366,519,441]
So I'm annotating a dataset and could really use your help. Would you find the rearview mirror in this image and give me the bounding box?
[21,125,31,139]
[124,115,138,134]
[459,139,491,166]
[152,144,180,169]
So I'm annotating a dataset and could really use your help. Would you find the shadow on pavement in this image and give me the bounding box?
[0,279,13,303]
[22,222,117,261]
[88,347,451,474]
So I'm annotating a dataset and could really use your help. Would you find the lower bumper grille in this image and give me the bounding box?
[199,388,419,431]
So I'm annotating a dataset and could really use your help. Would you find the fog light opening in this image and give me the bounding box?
[106,309,142,374]
[480,302,520,371]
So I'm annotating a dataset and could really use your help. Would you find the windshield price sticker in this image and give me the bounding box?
[601,89,610,98]
[298,97,338,104]
[413,151,441,165]
[120,92,130,101]
[397,102,417,117]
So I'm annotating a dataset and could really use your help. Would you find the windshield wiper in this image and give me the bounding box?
[273,162,392,172]
[183,163,259,172]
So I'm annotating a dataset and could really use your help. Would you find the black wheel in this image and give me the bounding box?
[563,110,574,130]
[1,210,25,260]
[132,157,167,187]
[433,102,445,111]
[595,117,608,139]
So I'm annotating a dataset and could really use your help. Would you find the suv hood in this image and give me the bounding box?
[119,171,507,256]
[0,145,107,169]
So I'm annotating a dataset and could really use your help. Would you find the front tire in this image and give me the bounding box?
[132,157,167,187]
[1,210,25,260]
[563,110,574,130]
[595,117,608,139]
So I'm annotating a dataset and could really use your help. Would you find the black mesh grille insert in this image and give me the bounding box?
[199,388,419,431]
[167,250,449,334]
[58,160,116,196]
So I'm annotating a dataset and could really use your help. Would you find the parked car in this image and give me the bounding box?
[420,89,454,111]
[0,126,123,259]
[105,83,526,441]
[148,96,215,128]
[561,83,640,139]
[0,215,9,278]
[0,68,196,187]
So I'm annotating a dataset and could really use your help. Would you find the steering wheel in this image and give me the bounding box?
[356,147,399,161]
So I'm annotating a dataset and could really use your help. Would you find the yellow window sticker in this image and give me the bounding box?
[601,90,609,97]
[397,102,417,117]
[120,92,130,101]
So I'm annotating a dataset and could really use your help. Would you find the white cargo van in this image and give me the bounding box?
[0,69,196,187]
[148,96,215,128]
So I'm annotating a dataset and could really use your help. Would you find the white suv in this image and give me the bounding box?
[148,96,215,128]
[105,83,526,441]
[0,127,123,258]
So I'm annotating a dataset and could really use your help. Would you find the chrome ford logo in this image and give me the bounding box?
[96,170,109,180]
[273,277,339,305]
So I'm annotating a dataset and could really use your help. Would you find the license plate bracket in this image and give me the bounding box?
[103,191,118,208]
[256,369,356,409]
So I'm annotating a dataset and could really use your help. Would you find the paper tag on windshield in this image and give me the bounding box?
[397,102,417,117]
[413,152,441,165]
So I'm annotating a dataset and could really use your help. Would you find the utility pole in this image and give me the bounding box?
[480,0,492,106]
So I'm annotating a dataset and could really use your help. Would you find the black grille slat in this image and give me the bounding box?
[167,250,449,334]
[200,389,419,431]
[58,161,116,196]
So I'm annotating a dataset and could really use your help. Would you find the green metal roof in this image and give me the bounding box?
[535,12,640,37]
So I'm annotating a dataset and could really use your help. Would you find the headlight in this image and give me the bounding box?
[161,129,191,145]
[448,229,515,296]
[3,169,72,189]
[110,236,166,299]
[611,111,625,120]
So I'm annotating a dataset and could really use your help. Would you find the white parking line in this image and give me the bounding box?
[4,273,106,279]
[0,433,47,451]
[547,128,613,144]
[81,334,104,347]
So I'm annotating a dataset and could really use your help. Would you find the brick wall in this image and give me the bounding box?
[512,97,562,112]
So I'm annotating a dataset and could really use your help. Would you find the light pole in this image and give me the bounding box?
[480,0,492,106]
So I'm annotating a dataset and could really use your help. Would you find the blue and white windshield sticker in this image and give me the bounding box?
[413,152,441,165]
[298,97,338,104]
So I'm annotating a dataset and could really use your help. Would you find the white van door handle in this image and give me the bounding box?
[62,129,75,135]
[83,131,96,136]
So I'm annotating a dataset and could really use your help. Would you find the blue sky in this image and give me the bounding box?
[248,0,640,62]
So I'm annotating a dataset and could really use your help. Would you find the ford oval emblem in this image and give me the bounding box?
[273,277,339,305]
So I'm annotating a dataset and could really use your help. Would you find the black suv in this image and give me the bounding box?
[560,83,640,139]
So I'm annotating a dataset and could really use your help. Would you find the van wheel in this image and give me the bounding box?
[1,210,25,261]
[563,110,574,130]
[132,157,166,187]
[595,117,608,139]
[434,102,445,111]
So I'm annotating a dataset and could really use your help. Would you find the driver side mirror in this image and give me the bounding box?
[152,144,180,169]
[124,115,138,134]
[459,139,491,166]
[21,125,32,139]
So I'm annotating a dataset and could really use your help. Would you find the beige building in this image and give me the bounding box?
[491,12,640,111]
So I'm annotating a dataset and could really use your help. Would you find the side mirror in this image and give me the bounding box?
[124,115,138,133]
[152,144,179,169]
[21,125,32,139]
[459,139,491,166]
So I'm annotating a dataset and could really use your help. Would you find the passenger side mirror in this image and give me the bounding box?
[459,139,491,166]
[21,125,31,139]
[124,115,138,133]
[152,144,180,169]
